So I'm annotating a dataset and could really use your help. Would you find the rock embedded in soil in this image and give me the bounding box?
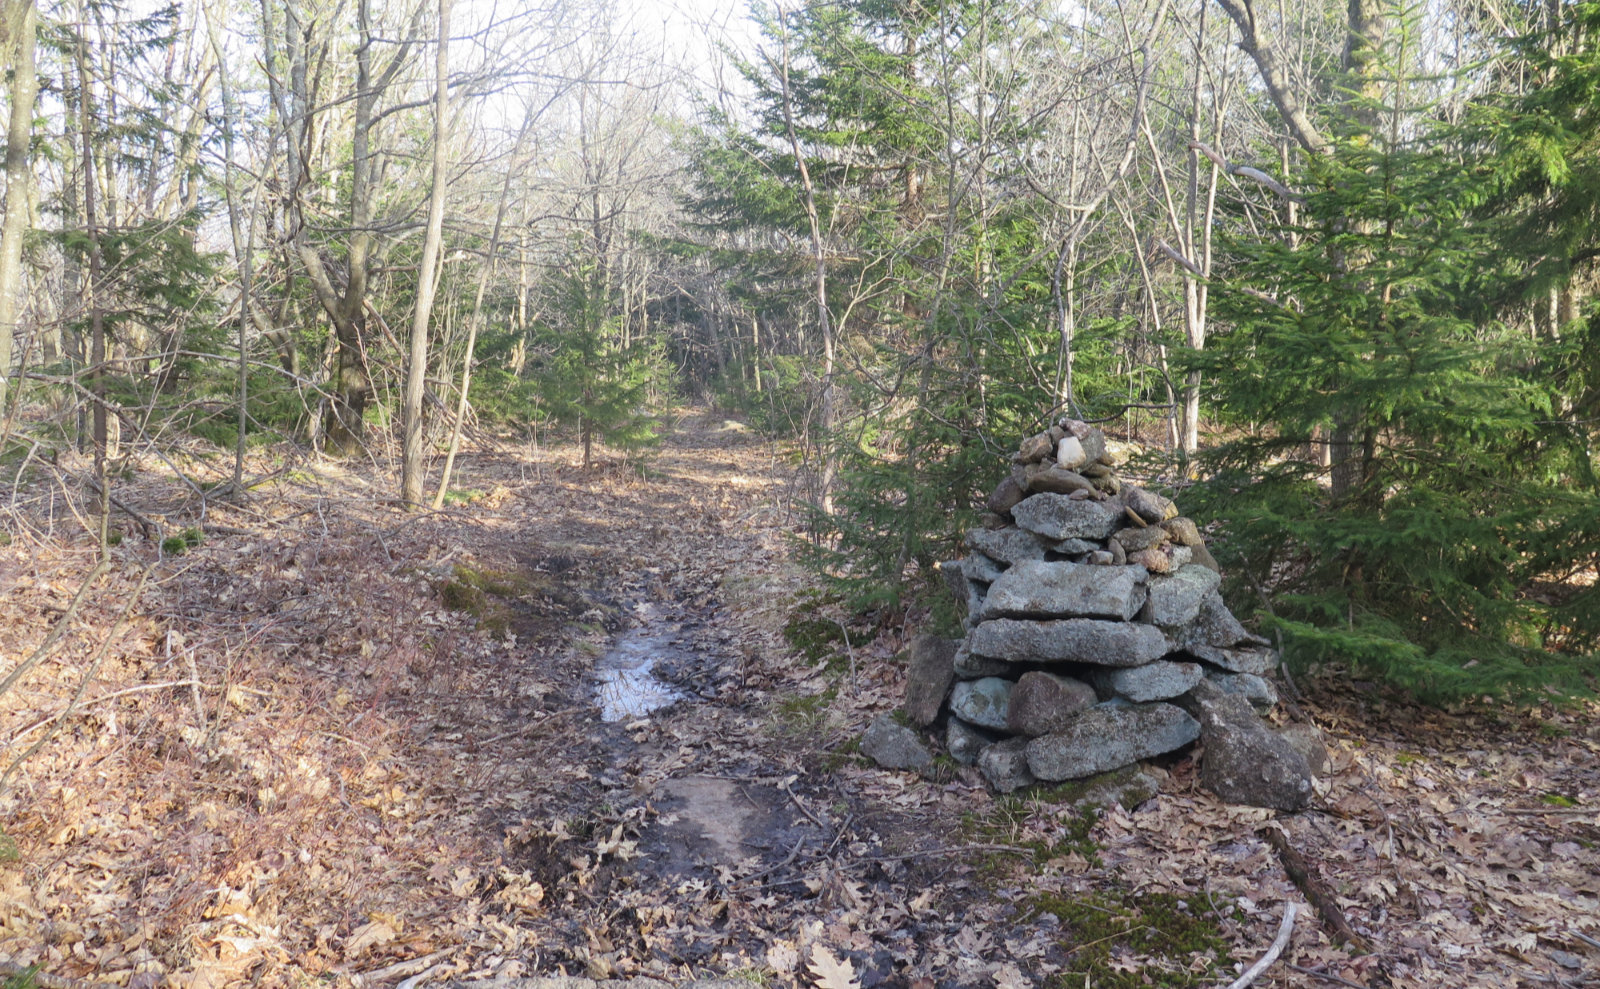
[978,737,1035,793]
[901,634,956,727]
[861,714,934,771]
[1026,703,1201,781]
[1189,681,1312,811]
[968,617,1170,666]
[950,677,1014,730]
[981,560,1149,622]
[1012,494,1119,541]
[1007,671,1098,736]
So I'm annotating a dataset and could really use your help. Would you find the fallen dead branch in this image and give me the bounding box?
[1260,825,1375,953]
[1222,902,1296,989]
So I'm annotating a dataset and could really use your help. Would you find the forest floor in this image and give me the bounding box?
[0,410,1596,989]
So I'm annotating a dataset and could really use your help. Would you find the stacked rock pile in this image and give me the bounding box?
[877,415,1317,809]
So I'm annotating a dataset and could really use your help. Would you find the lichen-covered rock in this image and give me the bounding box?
[861,715,933,771]
[953,642,1012,678]
[961,550,1005,585]
[1050,537,1101,555]
[1026,703,1200,781]
[987,475,1027,515]
[1187,644,1277,675]
[1127,546,1174,574]
[1190,541,1221,573]
[1024,464,1097,496]
[1012,494,1119,541]
[979,737,1035,793]
[981,560,1148,621]
[1007,671,1098,736]
[967,527,1047,565]
[1168,591,1266,651]
[902,635,957,727]
[1206,670,1279,708]
[1017,431,1055,463]
[1112,525,1168,553]
[968,617,1170,666]
[1189,681,1311,811]
[1278,723,1330,776]
[1140,565,1223,626]
[1091,660,1205,703]
[1161,516,1204,546]
[950,677,1013,731]
[1122,485,1178,524]
[947,717,997,765]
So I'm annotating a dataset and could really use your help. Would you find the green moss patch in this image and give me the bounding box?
[1028,889,1235,988]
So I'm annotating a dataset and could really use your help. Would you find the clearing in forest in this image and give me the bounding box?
[0,412,1595,989]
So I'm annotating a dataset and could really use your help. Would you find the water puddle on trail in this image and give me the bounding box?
[593,605,691,722]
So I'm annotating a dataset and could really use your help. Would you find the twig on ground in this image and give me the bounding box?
[350,948,460,987]
[1496,806,1595,816]
[1223,902,1296,989]
[732,837,805,889]
[856,843,1032,863]
[785,782,830,830]
[1571,931,1600,950]
[1260,825,1375,953]
[1285,963,1370,988]
[8,679,210,742]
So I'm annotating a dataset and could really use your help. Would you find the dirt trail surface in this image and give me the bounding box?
[0,412,1596,989]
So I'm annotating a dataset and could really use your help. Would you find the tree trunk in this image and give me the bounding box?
[0,0,36,409]
[401,0,450,507]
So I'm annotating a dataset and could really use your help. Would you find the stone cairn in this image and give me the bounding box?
[869,415,1320,811]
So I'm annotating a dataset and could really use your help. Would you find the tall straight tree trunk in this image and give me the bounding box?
[401,0,449,507]
[432,105,532,509]
[0,0,37,408]
[75,16,109,547]
[204,0,253,490]
[770,8,835,514]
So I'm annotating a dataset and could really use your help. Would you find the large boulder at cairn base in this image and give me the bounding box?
[969,618,1170,666]
[1189,681,1312,811]
[1012,494,1119,541]
[978,738,1035,793]
[981,560,1149,621]
[901,635,957,728]
[1026,703,1200,781]
[861,715,933,771]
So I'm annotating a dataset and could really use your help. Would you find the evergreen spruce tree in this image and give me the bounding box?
[531,259,664,469]
[1185,37,1600,701]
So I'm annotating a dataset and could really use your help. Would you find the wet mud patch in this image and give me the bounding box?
[635,776,825,879]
